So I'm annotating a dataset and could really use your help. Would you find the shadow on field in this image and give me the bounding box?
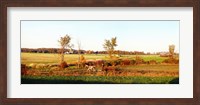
[169,77,179,84]
[21,77,179,84]
[21,79,116,84]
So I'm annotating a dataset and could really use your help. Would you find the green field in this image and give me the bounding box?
[21,52,169,65]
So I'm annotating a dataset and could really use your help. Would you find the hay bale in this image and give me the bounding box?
[49,64,59,67]
[35,64,46,69]
[50,66,60,71]
[28,63,36,68]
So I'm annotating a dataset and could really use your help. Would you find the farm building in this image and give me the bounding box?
[159,52,170,57]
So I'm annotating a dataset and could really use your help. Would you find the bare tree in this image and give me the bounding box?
[77,40,81,68]
[103,37,117,58]
[169,44,175,58]
[58,34,72,63]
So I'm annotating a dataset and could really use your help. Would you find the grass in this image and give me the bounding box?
[122,55,169,63]
[21,53,107,64]
[21,53,170,65]
[120,65,178,72]
[21,75,179,84]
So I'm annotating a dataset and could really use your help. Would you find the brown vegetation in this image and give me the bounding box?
[147,60,157,65]
[162,58,179,64]
[21,64,28,75]
[121,59,131,65]
[135,56,145,64]
[60,61,68,69]
[22,53,179,77]
[23,67,178,77]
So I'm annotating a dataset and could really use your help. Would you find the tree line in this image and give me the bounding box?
[21,48,146,55]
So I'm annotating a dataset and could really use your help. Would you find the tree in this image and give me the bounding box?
[77,40,81,68]
[169,44,175,58]
[103,37,117,58]
[58,34,72,63]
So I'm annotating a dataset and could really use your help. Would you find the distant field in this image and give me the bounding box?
[21,52,169,65]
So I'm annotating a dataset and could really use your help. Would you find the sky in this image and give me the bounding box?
[21,20,179,53]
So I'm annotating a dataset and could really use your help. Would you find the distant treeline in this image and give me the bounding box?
[21,48,149,55]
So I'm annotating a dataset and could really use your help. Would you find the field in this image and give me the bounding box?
[21,53,169,65]
[21,53,179,84]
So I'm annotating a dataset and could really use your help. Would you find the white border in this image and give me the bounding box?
[7,7,193,98]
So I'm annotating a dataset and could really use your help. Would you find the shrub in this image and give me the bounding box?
[104,66,116,71]
[121,59,131,65]
[21,64,28,75]
[135,56,144,64]
[103,60,112,66]
[85,61,96,66]
[80,55,86,64]
[77,55,86,68]
[95,60,104,67]
[113,59,122,66]
[174,59,179,64]
[60,61,68,68]
[130,59,136,65]
[162,58,179,64]
[162,59,168,63]
[149,60,157,65]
